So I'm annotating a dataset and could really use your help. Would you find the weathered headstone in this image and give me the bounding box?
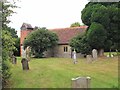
[72,50,77,64]
[21,58,29,70]
[71,77,91,88]
[26,46,31,61]
[12,55,17,64]
[86,55,92,63]
[92,49,98,60]
[21,46,26,58]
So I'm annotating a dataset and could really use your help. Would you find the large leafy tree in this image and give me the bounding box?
[70,2,119,56]
[13,38,20,56]
[86,22,107,55]
[1,0,18,87]
[2,30,16,85]
[4,27,20,57]
[81,2,119,51]
[69,34,92,55]
[5,27,18,38]
[24,28,58,58]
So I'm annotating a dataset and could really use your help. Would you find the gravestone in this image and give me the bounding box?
[21,58,29,70]
[72,50,77,64]
[71,77,91,88]
[12,55,17,64]
[92,49,98,60]
[26,46,31,61]
[86,55,92,63]
[21,46,26,58]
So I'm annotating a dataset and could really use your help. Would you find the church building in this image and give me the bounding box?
[20,23,87,58]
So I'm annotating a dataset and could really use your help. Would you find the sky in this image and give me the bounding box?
[8,0,89,37]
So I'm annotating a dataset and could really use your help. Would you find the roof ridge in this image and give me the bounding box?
[49,26,88,31]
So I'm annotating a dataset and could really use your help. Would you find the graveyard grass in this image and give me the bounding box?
[8,57,118,88]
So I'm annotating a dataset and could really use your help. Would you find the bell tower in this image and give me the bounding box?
[20,23,33,56]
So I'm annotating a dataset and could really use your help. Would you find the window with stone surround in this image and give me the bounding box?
[64,46,68,52]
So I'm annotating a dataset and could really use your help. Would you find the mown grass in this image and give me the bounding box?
[8,57,118,88]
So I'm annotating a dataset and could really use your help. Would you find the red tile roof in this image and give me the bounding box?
[50,26,87,44]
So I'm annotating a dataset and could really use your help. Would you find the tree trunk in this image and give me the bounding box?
[98,49,104,57]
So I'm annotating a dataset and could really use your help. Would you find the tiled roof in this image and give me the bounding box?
[50,26,87,44]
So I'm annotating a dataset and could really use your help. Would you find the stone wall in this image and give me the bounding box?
[44,45,72,58]
[43,48,54,57]
[44,45,85,58]
[53,45,72,58]
[21,44,85,58]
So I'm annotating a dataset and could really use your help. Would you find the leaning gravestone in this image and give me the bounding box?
[86,55,92,63]
[21,58,29,70]
[71,77,91,88]
[92,49,98,60]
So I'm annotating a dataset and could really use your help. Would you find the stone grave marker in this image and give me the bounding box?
[71,77,91,88]
[72,50,77,64]
[21,58,29,70]
[21,46,26,58]
[92,49,98,60]
[26,46,31,61]
[86,55,92,63]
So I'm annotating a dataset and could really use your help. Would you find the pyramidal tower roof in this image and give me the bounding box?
[21,23,33,30]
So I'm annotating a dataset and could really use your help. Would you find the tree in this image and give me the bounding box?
[5,27,18,38]
[86,22,107,56]
[70,2,119,56]
[2,0,17,29]
[81,2,120,55]
[13,38,20,56]
[24,28,58,58]
[2,30,16,87]
[69,34,91,55]
[70,22,80,27]
[4,26,19,56]
[69,34,83,52]
[1,0,18,87]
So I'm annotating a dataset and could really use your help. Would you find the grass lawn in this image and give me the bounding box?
[8,57,118,88]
